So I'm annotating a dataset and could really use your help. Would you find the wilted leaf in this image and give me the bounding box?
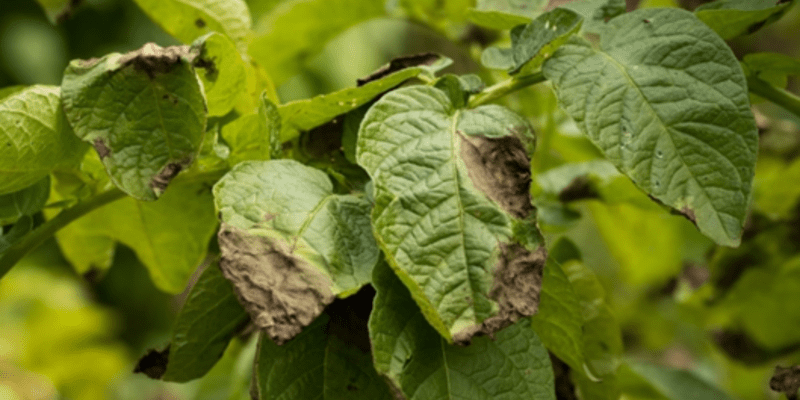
[543,8,758,246]
[61,43,207,201]
[357,85,545,343]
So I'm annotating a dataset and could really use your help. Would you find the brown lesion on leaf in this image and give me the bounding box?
[149,158,190,196]
[191,43,219,82]
[770,365,800,400]
[458,132,534,219]
[680,206,697,224]
[194,18,206,28]
[453,244,546,344]
[357,53,443,86]
[558,175,600,203]
[218,223,335,345]
[93,138,111,159]
[133,346,170,379]
[55,0,84,24]
[118,43,192,80]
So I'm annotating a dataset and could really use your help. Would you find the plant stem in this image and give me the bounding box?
[467,72,547,108]
[0,188,127,279]
[747,76,800,118]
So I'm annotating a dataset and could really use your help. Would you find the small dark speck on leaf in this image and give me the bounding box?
[93,138,111,159]
[134,346,170,379]
[643,19,650,23]
[195,18,206,28]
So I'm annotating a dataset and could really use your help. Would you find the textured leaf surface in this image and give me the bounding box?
[132,0,252,51]
[627,362,736,400]
[221,93,281,164]
[213,160,379,344]
[481,8,582,74]
[695,0,793,40]
[254,311,394,400]
[0,177,50,226]
[559,0,626,34]
[278,54,451,142]
[543,8,758,246]
[191,32,248,117]
[162,261,249,382]
[369,261,556,400]
[357,85,545,342]
[0,85,85,195]
[465,0,546,29]
[249,0,384,84]
[50,181,218,292]
[61,44,207,201]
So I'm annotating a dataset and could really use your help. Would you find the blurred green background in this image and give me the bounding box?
[1,0,800,399]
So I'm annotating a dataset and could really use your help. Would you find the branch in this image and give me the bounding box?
[467,72,548,108]
[747,76,800,119]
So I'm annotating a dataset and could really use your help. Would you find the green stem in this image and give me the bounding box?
[747,76,800,118]
[0,188,127,279]
[467,72,547,108]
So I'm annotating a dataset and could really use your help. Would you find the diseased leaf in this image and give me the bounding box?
[132,0,252,52]
[465,0,546,29]
[481,8,582,74]
[278,54,451,142]
[0,177,50,226]
[221,93,281,164]
[369,261,556,400]
[254,296,394,400]
[530,256,584,372]
[249,0,384,84]
[191,32,248,117]
[0,85,86,195]
[357,85,545,343]
[61,43,208,201]
[213,160,379,344]
[34,0,82,24]
[558,0,626,34]
[770,365,800,399]
[49,181,218,292]
[626,362,736,400]
[543,8,758,247]
[695,0,794,40]
[160,261,250,382]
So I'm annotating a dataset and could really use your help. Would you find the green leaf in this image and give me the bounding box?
[357,85,545,343]
[754,157,800,219]
[278,54,452,142]
[559,0,626,34]
[742,52,800,90]
[249,0,385,84]
[34,0,81,24]
[481,8,583,75]
[132,0,252,52]
[191,32,248,117]
[213,160,379,344]
[0,216,33,256]
[369,261,556,400]
[530,257,584,372]
[465,0,546,30]
[0,85,86,195]
[0,177,50,226]
[254,311,394,400]
[543,8,758,247]
[50,181,218,292]
[161,261,250,382]
[695,0,794,40]
[61,44,208,201]
[626,362,736,400]
[221,93,282,164]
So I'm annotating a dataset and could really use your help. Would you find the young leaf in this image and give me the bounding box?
[278,54,452,142]
[191,32,248,117]
[61,44,208,201]
[221,93,281,164]
[695,0,794,40]
[625,362,736,400]
[0,177,50,226]
[369,261,556,400]
[0,85,86,195]
[465,0,546,29]
[132,0,252,52]
[159,261,250,382]
[254,303,394,400]
[50,181,218,292]
[543,8,758,247]
[249,0,385,84]
[213,160,380,344]
[481,8,582,75]
[357,85,546,343]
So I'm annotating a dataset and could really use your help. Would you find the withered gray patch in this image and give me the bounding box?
[134,346,170,379]
[218,223,335,345]
[770,365,800,399]
[93,138,111,159]
[459,132,533,219]
[679,206,697,224]
[357,53,442,86]
[149,159,189,196]
[118,43,191,80]
[453,244,545,345]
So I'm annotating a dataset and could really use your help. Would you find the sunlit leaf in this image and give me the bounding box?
[695,0,794,40]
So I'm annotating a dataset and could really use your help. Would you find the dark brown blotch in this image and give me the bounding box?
[150,159,189,196]
[133,346,170,379]
[93,138,111,159]
[770,365,800,399]
[195,18,206,28]
[118,43,191,80]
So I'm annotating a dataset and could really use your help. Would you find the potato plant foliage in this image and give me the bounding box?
[3,0,800,399]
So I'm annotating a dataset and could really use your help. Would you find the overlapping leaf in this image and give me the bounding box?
[543,8,758,246]
[191,32,248,117]
[0,177,49,226]
[369,261,556,400]
[213,160,379,344]
[559,0,626,34]
[465,0,545,29]
[221,93,282,164]
[61,43,207,201]
[357,85,545,342]
[695,0,794,40]
[0,85,85,195]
